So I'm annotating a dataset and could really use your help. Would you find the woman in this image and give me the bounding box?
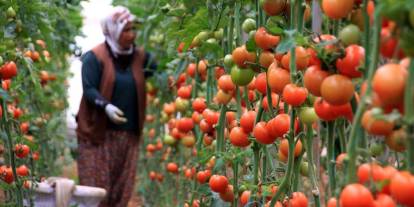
[76,6,155,207]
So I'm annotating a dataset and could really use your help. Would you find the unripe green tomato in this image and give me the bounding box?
[248,30,256,40]
[230,66,255,86]
[175,97,189,112]
[197,31,210,42]
[16,20,23,33]
[214,28,224,40]
[300,161,309,177]
[206,38,217,44]
[6,7,16,18]
[211,139,217,149]
[299,107,319,125]
[191,36,201,47]
[339,24,361,46]
[238,185,247,194]
[0,56,3,66]
[370,143,385,157]
[224,54,234,67]
[164,135,176,145]
[160,112,169,123]
[410,9,414,28]
[242,18,256,33]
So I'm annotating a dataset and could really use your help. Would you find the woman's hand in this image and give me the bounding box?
[104,104,127,124]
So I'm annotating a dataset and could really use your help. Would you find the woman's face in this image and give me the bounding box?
[118,22,136,49]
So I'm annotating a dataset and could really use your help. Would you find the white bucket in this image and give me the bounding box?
[24,177,106,207]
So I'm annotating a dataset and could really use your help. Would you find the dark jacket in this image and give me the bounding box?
[76,43,147,144]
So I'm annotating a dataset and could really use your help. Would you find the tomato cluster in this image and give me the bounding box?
[137,0,414,206]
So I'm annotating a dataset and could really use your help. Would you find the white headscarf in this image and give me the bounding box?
[101,6,136,57]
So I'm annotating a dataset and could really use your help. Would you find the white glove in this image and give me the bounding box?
[104,104,127,124]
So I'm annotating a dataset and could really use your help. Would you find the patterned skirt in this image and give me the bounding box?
[77,130,139,207]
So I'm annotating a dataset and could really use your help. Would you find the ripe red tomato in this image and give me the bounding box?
[306,48,322,67]
[303,65,329,96]
[192,111,202,124]
[218,74,236,92]
[336,45,364,78]
[327,197,338,207]
[340,183,375,207]
[320,74,355,106]
[262,0,286,16]
[289,192,308,207]
[255,27,280,50]
[166,162,179,174]
[313,97,338,121]
[266,114,290,138]
[15,144,30,158]
[229,127,251,147]
[176,117,194,133]
[196,170,210,184]
[16,165,29,176]
[372,63,407,106]
[192,98,207,113]
[202,109,219,126]
[357,163,386,184]
[259,51,275,68]
[380,28,404,59]
[322,0,355,20]
[386,129,407,152]
[254,121,276,144]
[282,84,308,107]
[199,119,213,133]
[281,46,310,71]
[267,64,291,94]
[240,110,256,133]
[262,93,279,111]
[215,90,232,104]
[374,194,396,207]
[0,61,18,80]
[209,175,229,193]
[390,171,414,206]
[232,45,256,68]
[361,110,394,136]
[0,166,14,184]
[280,138,302,158]
[219,184,234,202]
[255,72,268,95]
[20,122,30,134]
[177,85,192,99]
[240,190,251,206]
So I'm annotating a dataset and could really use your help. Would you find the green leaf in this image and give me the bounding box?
[276,37,295,54]
[266,26,284,36]
[198,42,223,61]
[213,157,225,172]
[246,37,257,52]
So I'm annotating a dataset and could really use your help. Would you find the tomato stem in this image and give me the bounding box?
[346,3,383,184]
[327,121,336,197]
[362,0,371,78]
[1,99,24,207]
[269,109,296,206]
[234,1,242,46]
[405,58,414,173]
[232,159,239,207]
[216,104,228,160]
[305,124,321,207]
